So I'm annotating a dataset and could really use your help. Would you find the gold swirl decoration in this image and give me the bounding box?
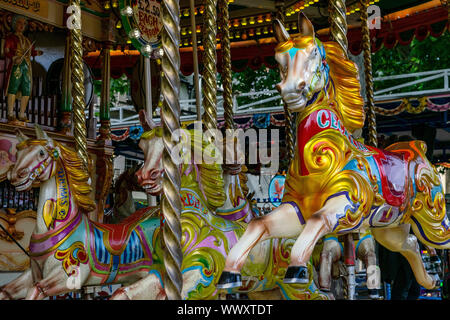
[388,141,449,246]
[70,0,88,170]
[161,0,183,300]
[180,211,242,299]
[360,0,377,147]
[201,0,218,134]
[284,128,376,230]
[54,241,88,276]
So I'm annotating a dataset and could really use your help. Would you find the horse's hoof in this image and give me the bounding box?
[216,271,242,289]
[283,266,309,284]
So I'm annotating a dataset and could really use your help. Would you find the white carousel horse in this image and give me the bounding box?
[0,125,160,299]
[217,14,450,290]
[316,230,379,299]
[109,112,328,300]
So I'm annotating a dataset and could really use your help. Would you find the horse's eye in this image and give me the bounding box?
[39,150,45,157]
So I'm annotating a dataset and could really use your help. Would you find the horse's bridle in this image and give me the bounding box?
[16,139,60,183]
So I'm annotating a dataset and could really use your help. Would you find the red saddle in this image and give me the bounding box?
[371,147,409,207]
[91,206,156,256]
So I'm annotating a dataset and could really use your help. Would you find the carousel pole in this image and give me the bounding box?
[189,0,202,121]
[328,0,356,300]
[60,33,72,134]
[329,0,348,58]
[360,0,377,148]
[99,43,112,142]
[70,0,88,170]
[276,4,295,165]
[218,0,233,131]
[201,0,218,133]
[161,0,183,300]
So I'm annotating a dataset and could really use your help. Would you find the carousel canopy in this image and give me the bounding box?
[84,0,448,77]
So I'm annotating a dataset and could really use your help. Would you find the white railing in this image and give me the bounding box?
[373,68,450,101]
[96,69,449,129]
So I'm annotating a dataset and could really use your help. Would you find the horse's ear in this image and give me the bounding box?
[273,19,290,43]
[35,124,49,140]
[15,128,29,142]
[139,109,156,132]
[298,12,315,38]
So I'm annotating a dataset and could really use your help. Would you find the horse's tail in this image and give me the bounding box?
[387,140,450,249]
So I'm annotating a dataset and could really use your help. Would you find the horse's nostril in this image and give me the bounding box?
[298,81,306,91]
[150,170,159,179]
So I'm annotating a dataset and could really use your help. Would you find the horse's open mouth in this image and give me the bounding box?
[142,184,162,195]
[13,177,33,192]
[283,93,306,111]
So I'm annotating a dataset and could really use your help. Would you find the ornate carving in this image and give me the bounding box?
[0,209,36,242]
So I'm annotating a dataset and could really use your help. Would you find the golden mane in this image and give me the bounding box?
[323,41,365,132]
[189,129,226,210]
[55,141,96,213]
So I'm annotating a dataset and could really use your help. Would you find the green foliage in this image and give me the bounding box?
[218,66,281,109]
[372,32,450,93]
[93,75,130,106]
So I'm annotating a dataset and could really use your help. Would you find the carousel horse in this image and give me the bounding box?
[315,229,379,299]
[109,164,145,224]
[217,14,450,291]
[109,112,329,300]
[0,125,160,300]
[0,121,327,300]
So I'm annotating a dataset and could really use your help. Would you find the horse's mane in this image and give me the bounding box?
[55,141,96,213]
[189,129,226,210]
[322,41,365,132]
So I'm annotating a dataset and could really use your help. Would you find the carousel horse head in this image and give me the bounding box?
[136,110,228,210]
[273,13,365,133]
[135,110,164,196]
[273,14,328,113]
[8,126,59,191]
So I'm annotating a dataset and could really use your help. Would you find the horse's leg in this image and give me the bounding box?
[111,271,166,300]
[217,203,303,288]
[284,195,347,283]
[0,268,33,300]
[356,234,380,298]
[25,263,90,300]
[371,224,438,290]
[319,238,341,293]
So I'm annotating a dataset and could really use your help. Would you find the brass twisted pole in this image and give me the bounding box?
[219,0,242,173]
[201,0,218,133]
[329,0,348,57]
[70,0,88,170]
[218,0,233,131]
[276,6,295,163]
[329,0,358,301]
[360,0,377,147]
[161,0,183,300]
